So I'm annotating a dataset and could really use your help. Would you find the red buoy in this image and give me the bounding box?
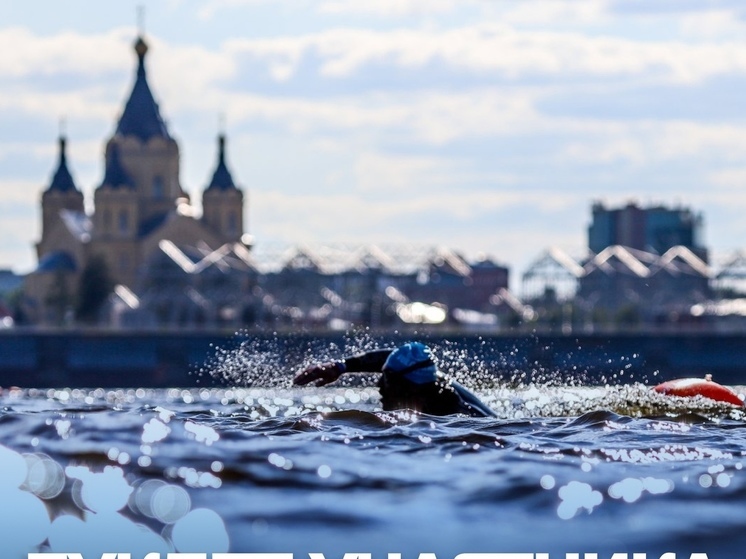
[653,375,744,407]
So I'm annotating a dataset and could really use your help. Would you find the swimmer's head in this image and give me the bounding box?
[383,342,437,384]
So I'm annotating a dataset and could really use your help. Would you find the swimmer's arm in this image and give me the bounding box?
[293,349,393,386]
[343,349,393,373]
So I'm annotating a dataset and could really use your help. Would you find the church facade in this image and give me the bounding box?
[23,34,246,325]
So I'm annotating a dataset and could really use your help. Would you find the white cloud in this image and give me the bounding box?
[197,0,467,20]
[195,0,620,28]
[678,9,746,40]
[493,0,611,27]
[7,5,746,273]
[225,23,746,84]
[147,38,236,101]
[0,27,130,78]
[353,152,449,193]
[197,87,542,149]
[0,87,118,123]
[555,120,746,166]
[7,23,746,138]
[0,179,40,206]
[0,141,57,162]
[318,0,462,18]
[350,151,526,199]
[6,25,746,178]
[0,27,233,115]
[196,0,282,21]
[211,86,746,168]
[707,167,746,190]
[254,188,562,237]
[0,180,41,273]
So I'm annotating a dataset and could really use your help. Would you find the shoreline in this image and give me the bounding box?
[1,329,745,388]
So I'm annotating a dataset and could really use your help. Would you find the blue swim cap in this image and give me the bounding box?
[383,342,437,384]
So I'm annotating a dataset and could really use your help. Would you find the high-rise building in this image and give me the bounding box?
[588,201,706,261]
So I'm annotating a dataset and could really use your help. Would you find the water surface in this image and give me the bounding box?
[1,337,745,557]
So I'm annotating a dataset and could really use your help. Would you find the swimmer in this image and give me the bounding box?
[293,341,496,417]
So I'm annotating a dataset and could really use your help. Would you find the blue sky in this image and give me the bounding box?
[3,0,746,283]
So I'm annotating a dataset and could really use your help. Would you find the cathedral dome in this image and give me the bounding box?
[45,136,79,194]
[115,35,170,142]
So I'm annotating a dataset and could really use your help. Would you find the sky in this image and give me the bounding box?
[3,0,746,284]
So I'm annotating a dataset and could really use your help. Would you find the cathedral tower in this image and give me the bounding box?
[37,134,85,262]
[91,34,186,286]
[202,134,245,244]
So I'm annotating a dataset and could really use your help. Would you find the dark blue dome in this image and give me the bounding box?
[206,135,238,191]
[100,143,134,189]
[46,136,79,194]
[37,251,77,273]
[115,36,170,142]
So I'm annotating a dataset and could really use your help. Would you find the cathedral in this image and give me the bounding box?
[20,32,511,331]
[23,33,246,325]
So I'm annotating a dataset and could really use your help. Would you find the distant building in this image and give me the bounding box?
[23,33,246,325]
[577,245,710,320]
[521,201,713,329]
[407,250,509,313]
[112,243,511,330]
[0,269,22,326]
[588,201,706,261]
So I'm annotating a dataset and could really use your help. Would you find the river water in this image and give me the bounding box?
[1,336,745,558]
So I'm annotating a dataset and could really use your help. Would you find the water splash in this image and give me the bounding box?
[202,329,388,388]
[186,329,746,425]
